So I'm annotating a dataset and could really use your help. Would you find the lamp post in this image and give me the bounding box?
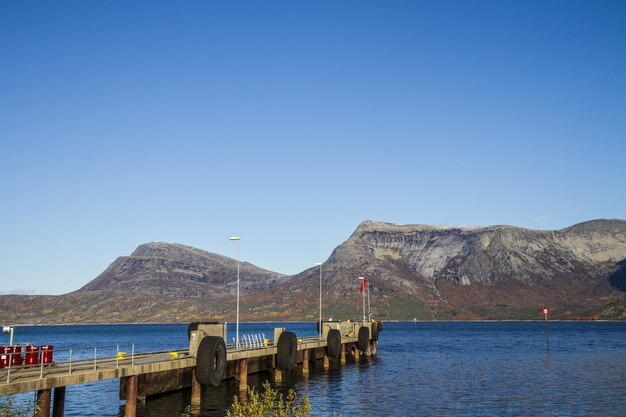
[2,325,14,346]
[229,236,241,350]
[358,277,366,324]
[315,262,323,338]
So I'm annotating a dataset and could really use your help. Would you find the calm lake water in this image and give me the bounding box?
[3,322,626,416]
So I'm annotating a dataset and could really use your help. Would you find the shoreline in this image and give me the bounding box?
[8,319,626,327]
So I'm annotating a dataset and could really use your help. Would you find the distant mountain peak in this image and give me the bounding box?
[78,242,286,297]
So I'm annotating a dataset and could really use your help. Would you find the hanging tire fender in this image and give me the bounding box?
[370,322,379,342]
[357,326,370,351]
[276,331,298,370]
[195,336,227,387]
[326,329,341,359]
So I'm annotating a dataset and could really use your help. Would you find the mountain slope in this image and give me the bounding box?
[78,242,287,297]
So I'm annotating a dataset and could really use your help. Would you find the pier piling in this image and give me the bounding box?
[52,386,65,417]
[124,375,138,417]
[238,359,248,391]
[36,388,51,417]
[340,344,346,365]
[191,368,201,408]
[302,349,310,376]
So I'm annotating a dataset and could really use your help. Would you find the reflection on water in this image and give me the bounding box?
[5,322,626,416]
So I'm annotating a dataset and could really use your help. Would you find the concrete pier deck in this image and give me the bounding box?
[0,335,355,396]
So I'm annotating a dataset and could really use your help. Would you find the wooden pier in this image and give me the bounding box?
[0,321,383,417]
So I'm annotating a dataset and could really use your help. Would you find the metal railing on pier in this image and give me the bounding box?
[1,344,189,384]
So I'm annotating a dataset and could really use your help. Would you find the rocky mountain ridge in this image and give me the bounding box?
[1,219,625,323]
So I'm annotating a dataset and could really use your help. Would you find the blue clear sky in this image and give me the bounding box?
[1,0,625,295]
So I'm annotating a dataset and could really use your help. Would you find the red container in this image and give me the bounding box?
[11,346,22,367]
[40,345,53,364]
[0,346,9,368]
[25,345,39,366]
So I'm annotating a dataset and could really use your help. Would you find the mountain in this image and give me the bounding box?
[78,242,287,297]
[1,219,625,324]
[284,219,626,320]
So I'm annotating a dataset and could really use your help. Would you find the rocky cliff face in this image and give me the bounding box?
[288,219,626,320]
[78,242,287,297]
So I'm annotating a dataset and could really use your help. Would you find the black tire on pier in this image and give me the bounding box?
[195,336,227,387]
[357,326,370,352]
[370,322,379,342]
[376,321,384,333]
[326,329,341,359]
[276,331,298,370]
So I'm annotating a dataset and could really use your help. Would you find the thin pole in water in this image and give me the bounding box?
[541,307,550,351]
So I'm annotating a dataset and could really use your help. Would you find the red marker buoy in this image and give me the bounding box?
[540,307,550,351]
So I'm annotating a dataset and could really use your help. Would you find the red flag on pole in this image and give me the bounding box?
[359,277,367,293]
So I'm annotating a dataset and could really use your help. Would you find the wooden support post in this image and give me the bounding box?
[323,349,330,370]
[238,358,248,392]
[266,354,274,375]
[36,389,52,417]
[191,368,201,409]
[354,345,360,360]
[52,386,66,417]
[274,368,283,382]
[137,374,147,403]
[340,344,346,365]
[302,349,309,376]
[372,341,377,355]
[124,375,138,417]
[366,342,371,357]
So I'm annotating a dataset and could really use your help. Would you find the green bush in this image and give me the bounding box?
[227,382,310,417]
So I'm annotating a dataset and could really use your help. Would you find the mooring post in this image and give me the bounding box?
[36,389,52,417]
[239,358,248,391]
[323,349,330,370]
[191,368,201,408]
[372,341,377,355]
[340,344,346,365]
[354,345,360,360]
[52,386,66,417]
[124,375,138,417]
[366,342,371,357]
[302,349,310,376]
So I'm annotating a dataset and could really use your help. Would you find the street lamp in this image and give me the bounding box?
[315,262,323,338]
[229,236,241,350]
[2,325,14,346]
[358,277,366,323]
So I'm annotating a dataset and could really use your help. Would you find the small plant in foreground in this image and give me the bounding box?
[227,382,311,417]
